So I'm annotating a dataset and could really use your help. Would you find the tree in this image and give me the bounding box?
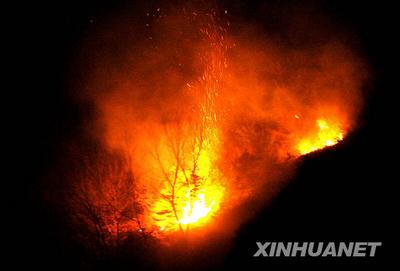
[66,148,144,254]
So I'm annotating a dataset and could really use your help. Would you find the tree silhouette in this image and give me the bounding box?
[66,148,145,255]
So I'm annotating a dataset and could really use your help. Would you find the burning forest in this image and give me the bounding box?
[53,1,369,267]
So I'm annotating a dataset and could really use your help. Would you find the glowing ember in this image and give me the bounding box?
[297,119,344,155]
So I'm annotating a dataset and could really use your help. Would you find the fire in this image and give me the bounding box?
[296,119,345,155]
[179,193,215,225]
[69,6,367,245]
[151,133,224,231]
[148,26,226,232]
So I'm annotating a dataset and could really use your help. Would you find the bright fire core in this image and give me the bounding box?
[297,119,344,155]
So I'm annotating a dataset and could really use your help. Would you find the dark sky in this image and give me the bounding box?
[8,0,395,270]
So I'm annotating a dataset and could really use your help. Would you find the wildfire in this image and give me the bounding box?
[70,6,366,244]
[149,115,346,232]
[149,27,226,232]
[150,137,224,232]
[296,119,345,155]
[179,193,216,225]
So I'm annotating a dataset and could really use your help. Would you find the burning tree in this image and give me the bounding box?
[147,22,228,233]
[148,118,224,233]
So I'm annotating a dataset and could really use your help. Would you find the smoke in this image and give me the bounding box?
[64,0,369,267]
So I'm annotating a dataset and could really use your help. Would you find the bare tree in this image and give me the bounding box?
[66,148,144,254]
[149,58,222,231]
[148,117,211,232]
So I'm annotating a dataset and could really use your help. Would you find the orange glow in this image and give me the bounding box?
[296,119,345,155]
[72,7,367,242]
[149,135,225,232]
[144,25,227,232]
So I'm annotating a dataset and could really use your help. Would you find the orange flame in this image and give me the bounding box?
[74,7,367,241]
[149,136,225,232]
[296,119,345,155]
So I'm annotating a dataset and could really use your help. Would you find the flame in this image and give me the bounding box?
[71,6,367,243]
[179,194,214,225]
[296,119,344,155]
[149,116,347,232]
[148,27,226,232]
[150,138,224,232]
